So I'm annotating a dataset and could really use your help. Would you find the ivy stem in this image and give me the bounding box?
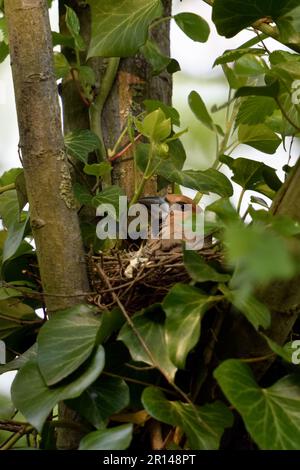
[149,16,173,30]
[0,183,15,194]
[109,125,129,158]
[89,58,120,163]
[237,188,246,214]
[130,143,154,205]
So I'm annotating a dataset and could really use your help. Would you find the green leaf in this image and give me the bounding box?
[64,130,101,163]
[79,424,133,450]
[236,97,276,126]
[261,334,294,363]
[0,41,8,63]
[224,221,296,288]
[73,183,93,206]
[142,387,233,450]
[52,32,75,49]
[223,287,271,330]
[183,250,230,283]
[188,91,214,131]
[219,156,281,192]
[0,191,29,262]
[174,13,210,43]
[0,343,37,375]
[65,6,80,38]
[78,66,96,86]
[163,284,215,368]
[141,39,171,75]
[214,359,300,450]
[238,124,282,154]
[0,393,14,419]
[92,186,125,214]
[53,52,71,79]
[223,63,247,89]
[84,162,112,178]
[212,0,298,38]
[37,304,101,386]
[11,345,105,433]
[234,54,266,76]
[88,0,162,58]
[144,99,180,126]
[118,306,177,380]
[214,48,265,67]
[138,108,171,142]
[0,168,23,186]
[157,166,233,198]
[68,376,129,428]
[208,198,239,223]
[235,81,280,99]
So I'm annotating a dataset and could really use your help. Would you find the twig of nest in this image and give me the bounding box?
[87,244,222,314]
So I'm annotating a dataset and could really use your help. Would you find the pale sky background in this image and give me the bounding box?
[0,1,298,395]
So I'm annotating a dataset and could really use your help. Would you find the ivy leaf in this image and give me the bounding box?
[188,91,214,131]
[224,221,296,288]
[174,13,210,43]
[79,424,133,450]
[214,359,300,450]
[65,5,80,37]
[118,306,177,381]
[53,52,71,79]
[84,162,112,178]
[65,6,85,51]
[234,54,266,76]
[64,130,101,163]
[144,100,180,126]
[238,124,282,154]
[0,343,37,375]
[68,376,129,428]
[236,97,276,126]
[142,387,233,450]
[214,48,265,67]
[212,0,298,38]
[0,191,30,262]
[183,250,230,283]
[219,156,281,193]
[162,284,216,369]
[11,346,105,433]
[235,81,280,99]
[261,334,294,363]
[73,183,93,206]
[157,166,233,198]
[37,304,101,386]
[92,186,125,216]
[222,287,271,330]
[141,39,171,75]
[0,393,14,419]
[0,41,8,63]
[88,0,162,58]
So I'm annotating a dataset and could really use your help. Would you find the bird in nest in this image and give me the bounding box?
[124,194,207,278]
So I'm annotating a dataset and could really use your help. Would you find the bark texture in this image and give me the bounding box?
[59,0,172,198]
[5,0,90,449]
[5,0,90,313]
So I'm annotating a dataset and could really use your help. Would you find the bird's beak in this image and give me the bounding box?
[138,196,167,208]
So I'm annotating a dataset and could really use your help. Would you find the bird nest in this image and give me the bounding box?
[87,245,220,314]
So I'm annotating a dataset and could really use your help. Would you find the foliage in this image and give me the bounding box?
[1,0,300,452]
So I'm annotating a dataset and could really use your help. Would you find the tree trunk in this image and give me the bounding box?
[5,0,90,449]
[59,0,172,197]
